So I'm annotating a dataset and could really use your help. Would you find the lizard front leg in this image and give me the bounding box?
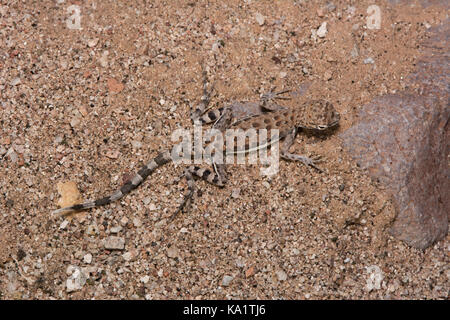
[260,87,291,112]
[280,128,323,172]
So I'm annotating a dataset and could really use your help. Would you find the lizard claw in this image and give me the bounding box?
[170,190,194,221]
[261,88,291,103]
[306,156,324,173]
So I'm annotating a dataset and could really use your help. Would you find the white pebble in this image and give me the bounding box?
[317,22,328,38]
[87,38,99,48]
[366,265,384,291]
[59,220,69,230]
[66,266,87,293]
[222,275,234,286]
[255,12,265,26]
[276,270,287,281]
[131,140,142,149]
[133,217,142,227]
[99,51,109,68]
[110,226,122,234]
[83,253,92,264]
[104,236,125,250]
[120,217,129,226]
[10,78,21,86]
[122,251,134,261]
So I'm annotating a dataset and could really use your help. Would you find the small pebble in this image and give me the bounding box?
[56,181,82,212]
[364,57,375,64]
[231,188,241,199]
[86,224,99,236]
[99,51,109,68]
[59,220,69,230]
[317,22,328,38]
[140,275,150,284]
[327,3,336,12]
[143,197,151,205]
[104,236,125,250]
[66,266,86,293]
[6,148,17,163]
[10,78,21,86]
[131,140,142,149]
[180,227,188,233]
[122,251,135,262]
[222,275,234,286]
[245,267,256,278]
[70,117,80,128]
[83,253,92,264]
[110,226,122,234]
[166,247,179,258]
[276,270,287,281]
[351,44,359,58]
[105,149,120,159]
[133,217,142,228]
[120,217,129,226]
[87,38,99,48]
[255,12,265,26]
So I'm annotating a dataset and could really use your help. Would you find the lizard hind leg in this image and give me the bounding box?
[170,165,226,220]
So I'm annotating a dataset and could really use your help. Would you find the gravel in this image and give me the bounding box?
[0,0,447,300]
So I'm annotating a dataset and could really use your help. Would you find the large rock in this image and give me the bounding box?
[341,17,449,249]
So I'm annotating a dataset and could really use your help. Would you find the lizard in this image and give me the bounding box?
[52,74,340,217]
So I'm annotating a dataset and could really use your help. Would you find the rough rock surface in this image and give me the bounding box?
[341,19,449,249]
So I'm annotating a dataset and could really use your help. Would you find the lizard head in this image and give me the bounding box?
[298,100,340,131]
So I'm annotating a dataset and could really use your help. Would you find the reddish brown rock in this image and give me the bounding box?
[341,19,449,249]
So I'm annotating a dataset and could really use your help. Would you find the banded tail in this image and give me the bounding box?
[52,151,172,215]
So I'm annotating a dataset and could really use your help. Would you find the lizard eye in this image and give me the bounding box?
[317,125,328,130]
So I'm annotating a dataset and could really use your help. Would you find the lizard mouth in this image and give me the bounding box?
[301,115,340,131]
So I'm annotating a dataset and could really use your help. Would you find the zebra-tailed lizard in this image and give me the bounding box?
[53,75,340,217]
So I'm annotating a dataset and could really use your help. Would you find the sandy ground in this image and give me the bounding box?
[0,0,448,299]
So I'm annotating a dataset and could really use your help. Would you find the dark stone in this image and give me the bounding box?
[17,248,26,261]
[341,17,449,249]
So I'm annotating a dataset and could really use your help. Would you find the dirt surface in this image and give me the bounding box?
[0,0,448,299]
